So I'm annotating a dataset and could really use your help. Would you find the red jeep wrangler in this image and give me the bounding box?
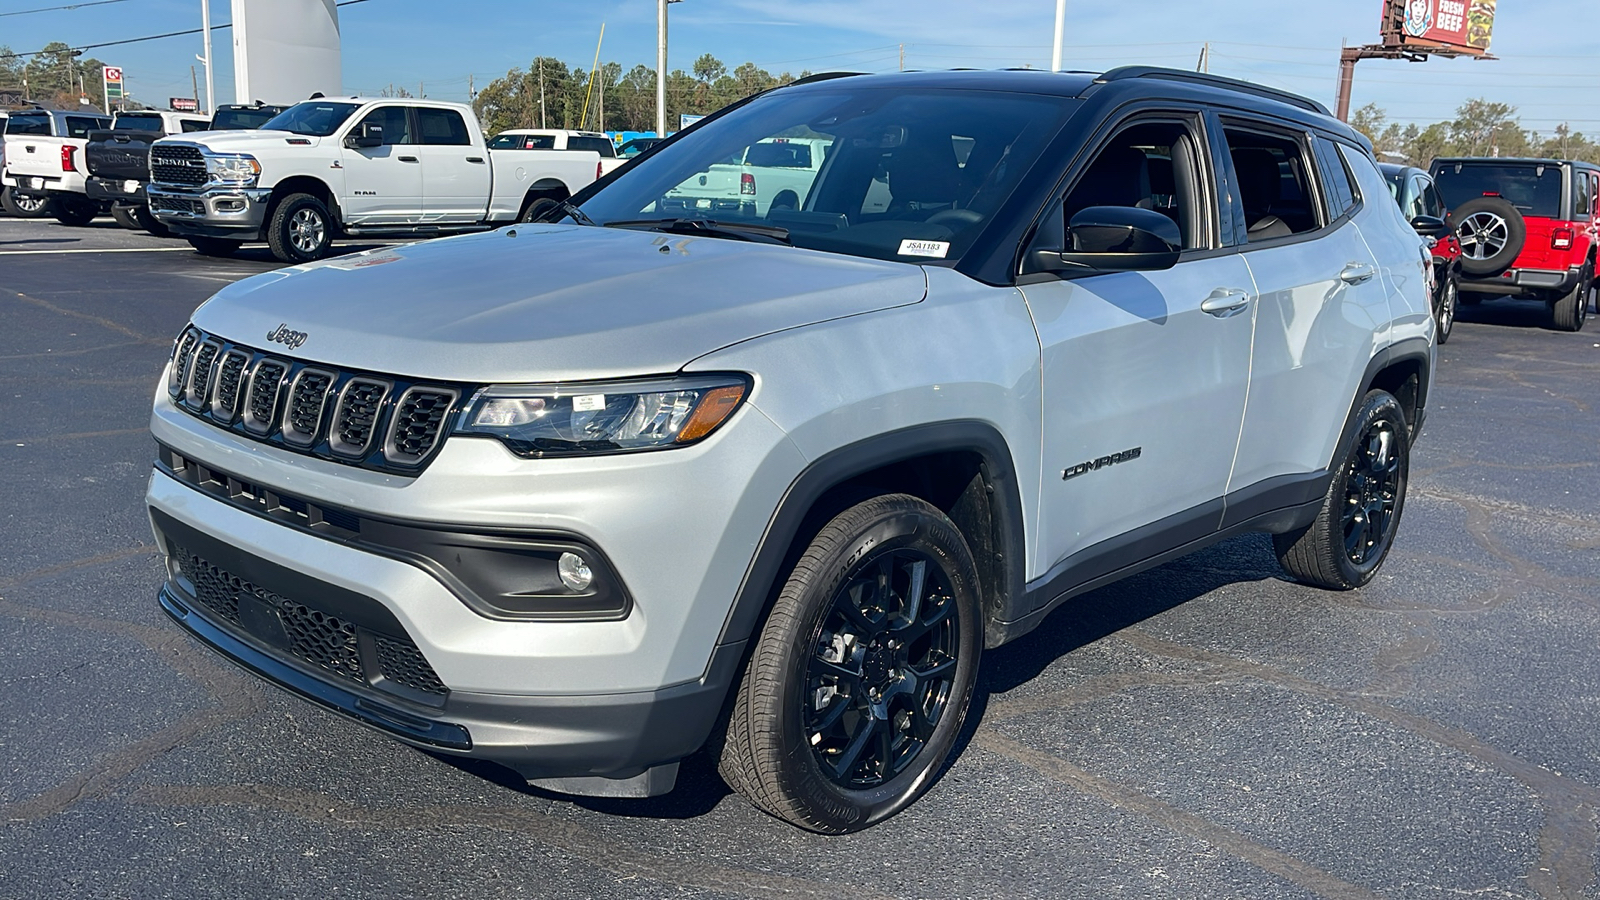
[1429,157,1599,332]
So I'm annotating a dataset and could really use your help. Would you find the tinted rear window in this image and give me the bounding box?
[5,115,50,136]
[490,133,556,150]
[211,108,279,130]
[568,136,616,156]
[746,142,813,168]
[1433,163,1562,218]
[114,115,166,133]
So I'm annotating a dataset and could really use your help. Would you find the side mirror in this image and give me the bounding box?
[1409,214,1447,236]
[346,123,383,149]
[1030,206,1183,274]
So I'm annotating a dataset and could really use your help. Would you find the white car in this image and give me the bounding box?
[663,137,829,217]
[145,98,604,262]
[488,129,626,176]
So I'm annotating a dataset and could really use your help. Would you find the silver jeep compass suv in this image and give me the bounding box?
[149,67,1434,833]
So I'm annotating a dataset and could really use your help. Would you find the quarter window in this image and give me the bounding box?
[417,108,470,146]
[1574,170,1593,221]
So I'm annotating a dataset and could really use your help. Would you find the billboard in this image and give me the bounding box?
[170,97,198,112]
[1384,0,1497,55]
[231,0,342,105]
[103,66,123,110]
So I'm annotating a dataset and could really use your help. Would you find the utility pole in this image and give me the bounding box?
[1050,0,1066,71]
[538,59,546,128]
[198,0,214,114]
[899,44,905,72]
[191,65,200,110]
[656,0,669,136]
[1196,42,1210,74]
[468,74,475,103]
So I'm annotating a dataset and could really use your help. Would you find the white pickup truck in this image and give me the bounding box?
[146,97,604,262]
[488,128,627,176]
[663,137,829,217]
[1,107,114,224]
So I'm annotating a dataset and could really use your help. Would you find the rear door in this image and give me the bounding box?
[339,105,422,225]
[1223,121,1391,519]
[1021,111,1256,581]
[413,107,490,223]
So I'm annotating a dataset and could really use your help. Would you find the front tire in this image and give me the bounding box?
[719,494,982,833]
[1274,390,1409,590]
[1435,277,1457,344]
[266,192,333,263]
[132,204,171,238]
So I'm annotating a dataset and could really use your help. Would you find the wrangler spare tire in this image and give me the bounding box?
[1453,196,1525,277]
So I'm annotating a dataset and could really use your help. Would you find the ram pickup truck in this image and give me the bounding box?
[147,97,603,262]
[209,103,287,131]
[86,110,213,235]
[488,128,626,176]
[664,137,829,216]
[1,107,113,224]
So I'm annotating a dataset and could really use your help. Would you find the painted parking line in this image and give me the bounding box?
[0,246,196,255]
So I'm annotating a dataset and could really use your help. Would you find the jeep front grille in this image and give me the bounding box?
[150,144,207,187]
[166,327,469,474]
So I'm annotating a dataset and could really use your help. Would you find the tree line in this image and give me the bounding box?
[1351,99,1600,167]
[0,43,113,111]
[472,53,806,136]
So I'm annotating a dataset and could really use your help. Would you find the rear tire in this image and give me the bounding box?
[266,192,333,263]
[109,205,141,230]
[51,195,99,227]
[187,236,242,257]
[1435,277,1457,345]
[1,186,51,218]
[718,494,982,833]
[518,195,559,223]
[1274,390,1409,590]
[1552,266,1591,332]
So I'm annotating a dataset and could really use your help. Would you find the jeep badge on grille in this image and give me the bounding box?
[266,324,308,350]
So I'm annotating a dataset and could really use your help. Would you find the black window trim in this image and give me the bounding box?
[1014,104,1222,283]
[1214,113,1332,253]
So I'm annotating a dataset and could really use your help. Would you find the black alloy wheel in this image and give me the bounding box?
[719,493,982,833]
[806,547,961,789]
[1340,416,1403,568]
[1436,277,1457,344]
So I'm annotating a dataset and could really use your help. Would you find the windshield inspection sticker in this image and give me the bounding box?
[897,239,950,259]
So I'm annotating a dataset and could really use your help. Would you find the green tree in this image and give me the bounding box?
[1449,98,1519,157]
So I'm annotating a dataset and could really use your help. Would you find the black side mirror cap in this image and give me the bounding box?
[1409,214,1447,236]
[1032,206,1183,274]
[346,123,383,149]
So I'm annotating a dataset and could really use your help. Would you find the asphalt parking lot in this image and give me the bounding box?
[2,213,1599,899]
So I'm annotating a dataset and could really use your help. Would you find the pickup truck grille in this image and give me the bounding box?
[151,194,204,215]
[167,326,468,474]
[150,144,207,186]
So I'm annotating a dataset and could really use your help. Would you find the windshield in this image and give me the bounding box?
[5,115,50,136]
[113,114,165,133]
[261,101,361,137]
[575,86,1076,264]
[211,107,280,130]
[1433,163,1563,218]
[489,132,556,150]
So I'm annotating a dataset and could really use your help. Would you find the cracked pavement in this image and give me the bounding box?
[2,216,1598,899]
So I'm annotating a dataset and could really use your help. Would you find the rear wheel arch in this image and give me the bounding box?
[518,180,571,219]
[1360,342,1430,444]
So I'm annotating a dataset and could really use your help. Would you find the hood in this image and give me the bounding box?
[159,130,313,150]
[190,225,928,382]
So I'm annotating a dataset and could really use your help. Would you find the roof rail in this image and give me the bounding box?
[1096,67,1331,117]
[782,71,865,88]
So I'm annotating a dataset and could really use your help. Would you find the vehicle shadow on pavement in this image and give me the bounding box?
[1453,298,1572,330]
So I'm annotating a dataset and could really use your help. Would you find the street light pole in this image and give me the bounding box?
[1051,0,1066,72]
[656,0,669,137]
[198,0,215,114]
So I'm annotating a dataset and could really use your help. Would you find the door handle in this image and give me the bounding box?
[1340,262,1376,284]
[466,156,485,164]
[398,156,419,163]
[1200,288,1251,317]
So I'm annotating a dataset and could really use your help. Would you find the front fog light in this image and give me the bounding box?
[558,552,593,592]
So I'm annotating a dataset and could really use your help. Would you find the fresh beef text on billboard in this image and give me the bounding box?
[1388,0,1497,54]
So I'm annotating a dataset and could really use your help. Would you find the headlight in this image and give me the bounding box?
[206,153,260,186]
[456,375,748,457]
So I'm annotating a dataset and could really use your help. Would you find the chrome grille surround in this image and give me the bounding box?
[164,327,469,475]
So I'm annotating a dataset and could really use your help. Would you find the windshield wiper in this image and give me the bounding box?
[603,218,791,245]
[556,199,599,227]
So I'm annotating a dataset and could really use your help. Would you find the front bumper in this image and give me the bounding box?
[150,493,743,791]
[1458,266,1582,298]
[86,176,147,204]
[146,184,271,237]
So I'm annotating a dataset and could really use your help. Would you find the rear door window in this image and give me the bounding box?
[417,108,470,146]
[1223,123,1322,240]
[1432,163,1562,218]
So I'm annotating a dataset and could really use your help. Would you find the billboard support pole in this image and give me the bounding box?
[1051,0,1066,72]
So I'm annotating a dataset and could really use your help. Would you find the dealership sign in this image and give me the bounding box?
[103,66,124,110]
[1387,0,1496,55]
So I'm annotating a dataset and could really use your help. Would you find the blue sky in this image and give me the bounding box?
[6,0,1599,133]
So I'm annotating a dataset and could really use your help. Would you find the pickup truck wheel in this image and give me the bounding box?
[187,237,242,258]
[132,204,171,238]
[1435,277,1457,344]
[1551,265,1591,332]
[719,493,982,833]
[267,193,333,263]
[518,196,560,223]
[1453,197,1524,276]
[2,187,52,218]
[51,195,99,227]
[1274,390,1409,590]
[109,205,141,230]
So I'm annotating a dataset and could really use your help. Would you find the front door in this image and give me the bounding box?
[1022,116,1255,589]
[339,105,423,226]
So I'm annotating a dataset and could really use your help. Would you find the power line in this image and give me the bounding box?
[0,0,128,18]
[0,0,372,60]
